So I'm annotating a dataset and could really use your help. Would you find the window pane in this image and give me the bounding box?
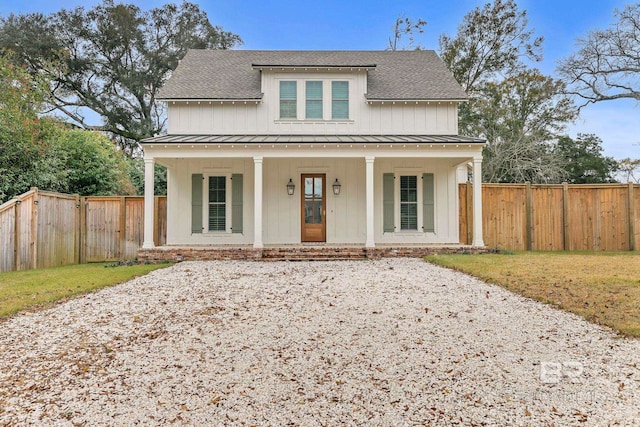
[332,81,348,98]
[331,81,349,119]
[400,204,417,230]
[306,100,322,119]
[209,176,226,203]
[208,176,226,231]
[305,178,313,198]
[280,81,297,119]
[306,81,322,98]
[280,81,297,99]
[400,175,417,230]
[314,177,322,198]
[208,204,226,231]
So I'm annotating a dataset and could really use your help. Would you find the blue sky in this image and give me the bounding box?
[1,0,638,160]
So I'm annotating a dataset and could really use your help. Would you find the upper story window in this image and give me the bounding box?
[305,81,323,119]
[278,79,350,120]
[280,81,297,119]
[331,81,349,119]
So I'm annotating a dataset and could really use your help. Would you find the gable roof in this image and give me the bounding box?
[157,50,467,101]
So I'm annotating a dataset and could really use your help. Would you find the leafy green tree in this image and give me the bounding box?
[0,53,62,202]
[555,134,618,183]
[0,1,242,153]
[438,0,544,139]
[473,70,577,183]
[0,52,138,201]
[439,0,543,95]
[52,128,137,195]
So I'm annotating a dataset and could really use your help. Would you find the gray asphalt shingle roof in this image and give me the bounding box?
[157,50,467,101]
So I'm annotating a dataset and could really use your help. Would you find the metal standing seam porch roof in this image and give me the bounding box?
[141,134,485,144]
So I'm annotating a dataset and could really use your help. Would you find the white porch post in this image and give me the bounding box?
[472,156,485,247]
[142,157,155,249]
[365,156,375,248]
[253,156,264,249]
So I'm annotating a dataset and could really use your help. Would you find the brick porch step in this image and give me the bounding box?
[262,247,367,261]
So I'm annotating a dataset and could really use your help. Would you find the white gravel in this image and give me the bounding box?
[0,259,639,426]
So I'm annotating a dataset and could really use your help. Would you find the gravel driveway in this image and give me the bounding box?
[0,259,638,426]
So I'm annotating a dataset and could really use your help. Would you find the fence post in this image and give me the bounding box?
[562,182,570,251]
[74,194,81,264]
[629,183,635,251]
[525,182,532,251]
[13,200,20,271]
[119,196,127,260]
[80,197,87,264]
[31,187,39,269]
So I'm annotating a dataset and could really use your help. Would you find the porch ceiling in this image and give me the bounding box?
[141,134,485,145]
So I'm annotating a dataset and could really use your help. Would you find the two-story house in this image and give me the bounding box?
[139,50,485,259]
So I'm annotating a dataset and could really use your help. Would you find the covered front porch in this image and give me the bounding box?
[139,135,485,258]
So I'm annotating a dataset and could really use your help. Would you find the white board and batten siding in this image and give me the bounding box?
[163,157,460,246]
[167,71,459,136]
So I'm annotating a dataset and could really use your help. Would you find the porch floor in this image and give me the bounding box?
[138,244,487,262]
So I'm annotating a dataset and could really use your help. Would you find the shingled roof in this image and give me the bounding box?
[157,50,468,101]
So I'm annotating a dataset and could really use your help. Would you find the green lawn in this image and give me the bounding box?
[0,262,170,318]
[425,252,640,337]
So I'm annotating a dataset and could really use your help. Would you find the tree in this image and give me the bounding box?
[0,52,138,202]
[617,158,640,183]
[559,4,640,107]
[472,70,577,183]
[438,0,543,95]
[0,53,62,202]
[52,128,137,196]
[555,134,618,183]
[387,15,427,51]
[0,1,242,153]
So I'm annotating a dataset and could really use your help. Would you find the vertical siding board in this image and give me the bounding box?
[0,202,16,272]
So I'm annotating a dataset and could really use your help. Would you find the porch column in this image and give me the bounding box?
[472,156,485,247]
[365,156,375,248]
[142,157,155,249]
[253,156,264,249]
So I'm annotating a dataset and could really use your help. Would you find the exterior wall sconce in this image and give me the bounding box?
[332,178,341,196]
[286,178,295,196]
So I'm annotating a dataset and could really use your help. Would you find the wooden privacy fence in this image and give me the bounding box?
[1,184,639,272]
[460,183,640,251]
[0,188,166,273]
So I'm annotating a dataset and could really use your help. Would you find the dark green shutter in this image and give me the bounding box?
[191,174,203,234]
[231,174,243,233]
[383,173,395,232]
[422,173,435,232]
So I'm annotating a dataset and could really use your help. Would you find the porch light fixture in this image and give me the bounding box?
[332,178,342,196]
[286,178,295,196]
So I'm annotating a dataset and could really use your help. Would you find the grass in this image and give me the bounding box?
[0,262,170,318]
[425,251,640,337]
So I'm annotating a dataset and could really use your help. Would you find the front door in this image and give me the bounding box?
[301,174,326,242]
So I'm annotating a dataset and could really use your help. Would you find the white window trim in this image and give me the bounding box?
[275,78,353,122]
[203,172,232,234]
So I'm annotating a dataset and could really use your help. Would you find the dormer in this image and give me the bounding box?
[157,50,468,135]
